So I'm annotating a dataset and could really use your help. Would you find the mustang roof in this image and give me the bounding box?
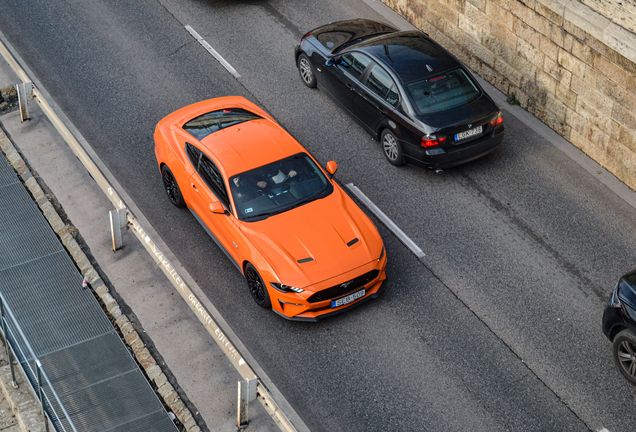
[199,118,303,177]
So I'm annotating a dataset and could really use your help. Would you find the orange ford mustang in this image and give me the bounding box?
[154,96,387,321]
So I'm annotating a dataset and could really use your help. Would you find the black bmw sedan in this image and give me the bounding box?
[295,19,504,169]
[603,269,636,384]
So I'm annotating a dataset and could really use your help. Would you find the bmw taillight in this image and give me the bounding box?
[421,135,446,147]
[490,113,503,127]
[611,283,622,308]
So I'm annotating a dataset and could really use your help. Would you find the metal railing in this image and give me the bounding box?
[0,291,78,432]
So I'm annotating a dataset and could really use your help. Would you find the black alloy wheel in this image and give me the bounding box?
[381,129,404,166]
[613,329,636,384]
[245,263,272,309]
[161,165,186,208]
[298,53,317,88]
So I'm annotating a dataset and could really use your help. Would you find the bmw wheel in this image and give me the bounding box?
[245,263,272,309]
[298,54,317,88]
[161,165,186,208]
[613,329,636,384]
[381,129,404,166]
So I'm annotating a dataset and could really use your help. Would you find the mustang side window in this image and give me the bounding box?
[198,155,231,211]
[338,52,372,81]
[186,143,202,170]
[365,65,399,106]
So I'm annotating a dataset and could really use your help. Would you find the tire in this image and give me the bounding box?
[381,129,404,166]
[245,263,272,309]
[161,165,186,208]
[297,53,317,88]
[613,329,636,384]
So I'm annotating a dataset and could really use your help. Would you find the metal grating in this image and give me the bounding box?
[0,252,113,356]
[0,154,18,187]
[0,182,64,271]
[0,151,178,431]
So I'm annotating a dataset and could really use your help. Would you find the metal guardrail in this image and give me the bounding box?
[0,31,297,431]
[0,291,78,432]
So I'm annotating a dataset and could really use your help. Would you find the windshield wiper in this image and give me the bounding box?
[242,210,280,221]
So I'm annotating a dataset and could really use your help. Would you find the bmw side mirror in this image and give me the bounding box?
[326,161,338,178]
[209,201,226,214]
[325,58,335,67]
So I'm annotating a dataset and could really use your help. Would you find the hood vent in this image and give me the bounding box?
[297,257,314,264]
[347,238,359,247]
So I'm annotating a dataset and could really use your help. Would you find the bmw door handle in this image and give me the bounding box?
[346,83,355,91]
[376,106,385,114]
[191,183,198,192]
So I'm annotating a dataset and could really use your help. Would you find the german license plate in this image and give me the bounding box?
[331,289,365,308]
[454,125,483,142]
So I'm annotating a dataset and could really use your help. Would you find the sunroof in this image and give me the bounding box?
[183,108,261,140]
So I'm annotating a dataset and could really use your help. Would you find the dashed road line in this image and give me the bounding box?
[185,25,240,78]
[346,183,425,258]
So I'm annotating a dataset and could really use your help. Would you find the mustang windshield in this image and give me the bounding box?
[183,108,261,141]
[230,153,333,221]
[406,68,481,114]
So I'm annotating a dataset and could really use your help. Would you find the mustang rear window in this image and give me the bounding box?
[406,68,481,114]
[183,108,261,141]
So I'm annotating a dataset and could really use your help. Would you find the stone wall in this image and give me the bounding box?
[382,0,636,190]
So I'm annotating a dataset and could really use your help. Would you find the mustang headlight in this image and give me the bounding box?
[270,282,304,293]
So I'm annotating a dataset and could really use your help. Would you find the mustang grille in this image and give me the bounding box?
[307,270,380,303]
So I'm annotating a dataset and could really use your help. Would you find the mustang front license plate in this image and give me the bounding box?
[455,125,483,142]
[332,289,365,308]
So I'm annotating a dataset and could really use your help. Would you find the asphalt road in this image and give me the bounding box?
[1,0,636,430]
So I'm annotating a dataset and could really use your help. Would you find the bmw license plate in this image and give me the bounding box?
[454,125,483,142]
[331,289,365,308]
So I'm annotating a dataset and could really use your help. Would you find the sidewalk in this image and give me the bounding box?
[0,47,278,432]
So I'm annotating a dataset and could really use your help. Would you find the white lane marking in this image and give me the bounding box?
[346,183,425,258]
[598,429,610,432]
[185,25,240,78]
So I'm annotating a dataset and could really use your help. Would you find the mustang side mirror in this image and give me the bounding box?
[325,58,335,67]
[326,161,338,178]
[209,201,226,214]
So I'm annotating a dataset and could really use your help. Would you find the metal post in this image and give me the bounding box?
[109,208,127,251]
[16,81,32,122]
[0,301,17,388]
[237,378,257,428]
[237,380,248,428]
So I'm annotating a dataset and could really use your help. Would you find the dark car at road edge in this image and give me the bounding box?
[295,18,504,170]
[603,269,636,384]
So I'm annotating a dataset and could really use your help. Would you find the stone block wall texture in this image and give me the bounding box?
[381,0,636,190]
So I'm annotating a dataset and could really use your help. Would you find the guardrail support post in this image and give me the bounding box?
[237,377,257,428]
[109,208,127,251]
[16,82,33,122]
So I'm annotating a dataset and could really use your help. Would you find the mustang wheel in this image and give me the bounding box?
[613,329,636,384]
[298,54,317,88]
[245,263,271,309]
[381,129,404,166]
[161,165,186,208]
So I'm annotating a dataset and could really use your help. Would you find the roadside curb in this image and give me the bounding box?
[0,106,202,432]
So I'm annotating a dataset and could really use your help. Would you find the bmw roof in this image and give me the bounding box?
[349,31,460,83]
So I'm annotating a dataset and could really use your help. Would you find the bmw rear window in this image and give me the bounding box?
[405,68,481,114]
[183,108,261,141]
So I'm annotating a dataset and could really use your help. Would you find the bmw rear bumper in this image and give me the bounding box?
[405,125,504,169]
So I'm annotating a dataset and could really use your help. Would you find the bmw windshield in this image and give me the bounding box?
[230,153,333,221]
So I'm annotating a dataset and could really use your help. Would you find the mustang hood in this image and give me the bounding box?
[240,187,382,289]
